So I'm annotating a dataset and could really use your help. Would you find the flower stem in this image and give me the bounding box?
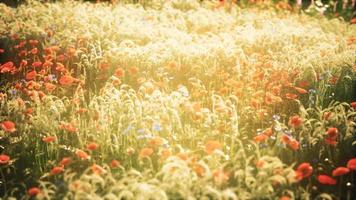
[0,167,7,195]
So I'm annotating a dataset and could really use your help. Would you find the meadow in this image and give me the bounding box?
[0,0,355,199]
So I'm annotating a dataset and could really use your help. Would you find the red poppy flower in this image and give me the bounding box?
[280,196,291,200]
[28,187,41,196]
[332,167,350,176]
[87,142,98,151]
[92,164,106,175]
[59,75,75,86]
[325,127,338,146]
[55,63,66,73]
[286,93,298,100]
[295,162,313,181]
[193,164,206,177]
[219,87,229,95]
[67,47,76,57]
[29,40,38,46]
[161,149,171,159]
[177,152,189,160]
[148,137,164,147]
[271,85,281,95]
[351,102,356,109]
[323,112,332,120]
[32,61,42,68]
[288,139,300,150]
[255,160,265,168]
[254,134,268,143]
[263,128,273,136]
[317,175,337,185]
[59,122,77,133]
[26,70,37,80]
[42,61,53,68]
[347,158,356,170]
[57,54,66,62]
[329,76,338,85]
[250,99,260,108]
[31,48,38,55]
[205,140,222,154]
[76,108,88,114]
[265,92,282,105]
[76,149,90,160]
[288,115,303,128]
[14,83,22,90]
[212,169,229,184]
[51,166,64,175]
[281,134,291,144]
[294,87,307,94]
[44,83,56,92]
[99,61,110,71]
[0,49,4,53]
[25,108,34,115]
[254,71,265,81]
[18,50,28,57]
[1,120,16,133]
[114,68,125,78]
[111,77,121,86]
[42,136,55,143]
[19,40,26,47]
[139,148,154,158]
[0,154,10,164]
[326,127,338,139]
[59,157,71,166]
[0,62,15,73]
[129,66,139,75]
[110,160,120,168]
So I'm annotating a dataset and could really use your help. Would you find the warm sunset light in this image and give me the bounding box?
[0,0,355,199]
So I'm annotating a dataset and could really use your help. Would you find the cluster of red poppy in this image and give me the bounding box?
[0,35,83,105]
[295,158,356,186]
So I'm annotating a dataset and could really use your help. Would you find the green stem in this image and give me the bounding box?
[0,167,7,195]
[338,176,342,199]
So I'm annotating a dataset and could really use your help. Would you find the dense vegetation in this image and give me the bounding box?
[0,0,355,199]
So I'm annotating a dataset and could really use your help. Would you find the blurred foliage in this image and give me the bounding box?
[0,0,355,20]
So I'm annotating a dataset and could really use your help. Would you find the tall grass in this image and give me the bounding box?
[0,0,355,199]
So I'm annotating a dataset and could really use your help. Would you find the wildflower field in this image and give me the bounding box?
[0,0,355,199]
